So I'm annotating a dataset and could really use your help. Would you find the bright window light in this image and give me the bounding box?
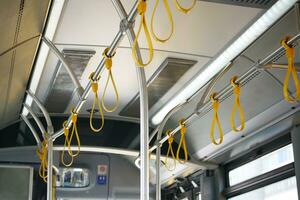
[22,0,65,116]
[229,176,298,200]
[229,144,294,186]
[151,0,297,125]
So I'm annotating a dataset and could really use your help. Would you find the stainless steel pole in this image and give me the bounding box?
[26,90,54,134]
[111,1,149,199]
[23,103,47,140]
[20,114,42,149]
[47,139,53,200]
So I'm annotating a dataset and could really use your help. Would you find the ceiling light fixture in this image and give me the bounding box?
[22,0,65,116]
[151,0,297,125]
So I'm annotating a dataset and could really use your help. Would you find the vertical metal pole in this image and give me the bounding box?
[47,139,53,200]
[200,170,217,200]
[291,127,300,199]
[291,111,300,199]
[126,13,150,200]
[111,1,149,199]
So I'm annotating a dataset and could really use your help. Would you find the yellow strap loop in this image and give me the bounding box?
[68,110,80,157]
[176,120,189,164]
[164,129,176,171]
[89,73,105,132]
[173,0,196,14]
[37,139,48,182]
[102,48,120,112]
[230,76,245,132]
[210,93,224,145]
[281,37,300,103]
[150,0,174,43]
[61,121,74,167]
[132,0,154,67]
[60,111,81,167]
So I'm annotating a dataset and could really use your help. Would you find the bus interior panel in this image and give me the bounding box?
[0,0,299,199]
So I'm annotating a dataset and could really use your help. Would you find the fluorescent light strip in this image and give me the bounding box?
[151,0,297,125]
[22,0,65,116]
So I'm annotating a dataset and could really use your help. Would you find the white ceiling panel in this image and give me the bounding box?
[46,0,264,121]
[53,45,211,116]
[54,0,261,56]
[54,0,121,46]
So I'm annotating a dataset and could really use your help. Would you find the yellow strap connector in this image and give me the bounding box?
[173,0,196,14]
[176,120,188,164]
[210,93,223,145]
[37,139,48,182]
[89,72,105,132]
[281,37,300,103]
[102,48,120,112]
[164,129,176,171]
[132,0,154,67]
[151,0,174,43]
[230,76,245,132]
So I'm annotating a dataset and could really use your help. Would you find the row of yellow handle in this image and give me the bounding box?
[59,0,198,167]
[209,76,245,145]
[60,48,121,167]
[164,74,240,171]
[59,36,299,171]
[132,0,196,67]
[165,37,300,170]
[164,120,189,170]
[209,37,300,146]
[89,48,119,132]
[38,0,298,176]
[34,0,300,192]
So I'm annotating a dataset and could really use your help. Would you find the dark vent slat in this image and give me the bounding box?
[45,50,95,113]
[120,58,197,118]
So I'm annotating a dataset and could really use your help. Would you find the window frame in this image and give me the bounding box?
[223,133,295,199]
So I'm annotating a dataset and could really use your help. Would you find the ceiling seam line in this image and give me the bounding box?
[53,43,213,59]
[2,0,25,121]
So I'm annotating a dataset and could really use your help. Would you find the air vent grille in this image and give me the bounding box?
[45,49,95,113]
[120,57,197,118]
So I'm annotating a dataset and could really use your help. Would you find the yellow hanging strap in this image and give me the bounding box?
[102,48,120,112]
[132,0,154,67]
[37,138,48,182]
[89,72,105,132]
[61,121,74,167]
[61,111,81,167]
[281,37,300,103]
[164,129,176,171]
[176,120,189,164]
[210,93,224,145]
[173,0,196,14]
[150,0,174,43]
[68,110,81,157]
[230,76,245,132]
